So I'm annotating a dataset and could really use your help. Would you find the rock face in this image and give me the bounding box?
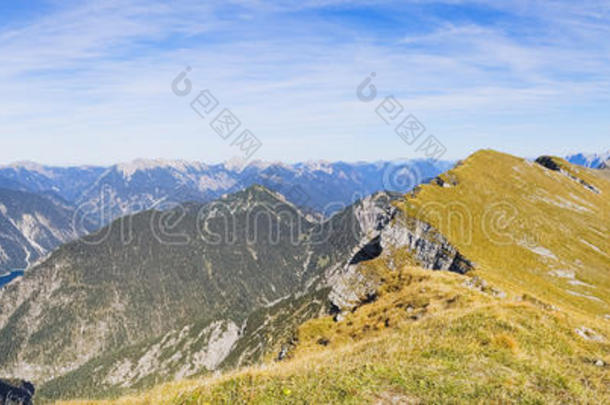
[0,379,35,405]
[535,156,600,194]
[100,320,241,387]
[381,215,473,273]
[327,193,473,312]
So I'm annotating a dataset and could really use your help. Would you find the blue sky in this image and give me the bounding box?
[0,0,609,165]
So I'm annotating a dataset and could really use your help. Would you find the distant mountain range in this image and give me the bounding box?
[0,159,453,215]
[565,151,610,168]
[0,158,452,272]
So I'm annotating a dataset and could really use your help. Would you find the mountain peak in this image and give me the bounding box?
[3,161,53,176]
[222,184,293,207]
[115,158,209,179]
[564,150,610,168]
[458,149,517,166]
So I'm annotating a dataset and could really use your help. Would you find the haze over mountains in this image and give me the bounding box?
[0,152,604,273]
[0,158,452,272]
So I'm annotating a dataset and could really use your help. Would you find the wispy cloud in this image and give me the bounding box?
[0,0,608,165]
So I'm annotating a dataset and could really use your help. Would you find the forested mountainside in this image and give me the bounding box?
[0,178,473,402]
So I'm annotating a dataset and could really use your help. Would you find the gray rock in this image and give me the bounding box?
[0,379,35,405]
[575,326,605,342]
[491,287,507,299]
[328,193,473,313]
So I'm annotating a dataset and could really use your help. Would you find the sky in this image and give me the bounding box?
[0,0,609,166]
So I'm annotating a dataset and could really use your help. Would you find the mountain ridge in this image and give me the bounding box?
[2,150,609,403]
[0,183,474,401]
[0,159,452,271]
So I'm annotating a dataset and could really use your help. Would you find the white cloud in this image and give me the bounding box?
[0,0,608,164]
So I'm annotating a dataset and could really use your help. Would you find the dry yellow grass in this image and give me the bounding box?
[402,150,609,319]
[57,267,610,405]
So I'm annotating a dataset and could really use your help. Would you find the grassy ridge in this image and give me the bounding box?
[402,150,609,318]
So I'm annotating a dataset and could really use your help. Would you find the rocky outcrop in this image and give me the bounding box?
[535,156,562,172]
[536,156,600,194]
[380,215,473,274]
[433,172,459,188]
[0,379,35,405]
[325,193,399,312]
[328,193,473,313]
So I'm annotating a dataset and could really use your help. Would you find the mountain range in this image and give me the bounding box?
[565,151,610,169]
[0,151,609,403]
[0,158,452,272]
[0,159,454,215]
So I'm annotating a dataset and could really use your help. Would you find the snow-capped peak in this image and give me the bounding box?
[565,151,610,169]
[296,160,334,174]
[3,161,55,177]
[115,159,208,179]
[223,158,292,173]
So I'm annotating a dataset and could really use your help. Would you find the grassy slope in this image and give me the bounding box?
[58,267,610,404]
[57,150,610,404]
[401,150,609,318]
[593,166,610,181]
